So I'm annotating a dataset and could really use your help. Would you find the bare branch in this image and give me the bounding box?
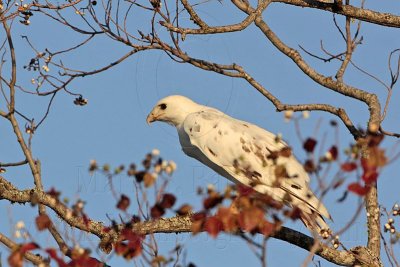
[365,184,382,265]
[161,0,270,35]
[232,0,381,133]
[379,127,400,138]
[8,113,43,190]
[64,47,154,78]
[273,0,400,28]
[36,160,70,256]
[35,92,57,130]
[0,159,28,167]
[299,43,346,63]
[32,0,84,10]
[3,20,15,113]
[180,0,208,28]
[335,14,353,82]
[154,39,362,137]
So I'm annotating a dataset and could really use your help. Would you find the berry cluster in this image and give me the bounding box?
[384,218,396,234]
[16,1,33,25]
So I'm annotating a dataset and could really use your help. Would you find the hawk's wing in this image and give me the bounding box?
[179,109,330,226]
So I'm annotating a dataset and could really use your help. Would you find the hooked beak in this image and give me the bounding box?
[146,112,157,124]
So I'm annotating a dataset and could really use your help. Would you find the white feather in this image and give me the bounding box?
[147,95,331,231]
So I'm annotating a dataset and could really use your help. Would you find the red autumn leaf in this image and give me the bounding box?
[9,243,40,267]
[203,195,223,210]
[150,204,165,219]
[20,242,40,253]
[67,249,107,267]
[286,207,302,221]
[116,230,143,259]
[361,157,377,172]
[368,134,384,147]
[125,235,143,254]
[191,220,204,235]
[114,242,128,256]
[36,214,51,231]
[160,193,176,209]
[46,248,58,258]
[303,138,317,153]
[361,157,371,171]
[46,187,61,199]
[258,220,275,236]
[191,212,206,222]
[361,148,387,170]
[176,204,192,216]
[117,194,130,211]
[341,162,357,172]
[204,216,223,238]
[362,171,379,184]
[70,254,105,267]
[121,228,144,243]
[8,250,23,267]
[46,248,68,267]
[216,207,238,232]
[191,212,207,234]
[237,184,256,197]
[125,240,142,259]
[239,207,264,232]
[259,194,284,210]
[348,182,369,196]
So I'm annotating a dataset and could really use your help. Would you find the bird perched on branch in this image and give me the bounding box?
[147,95,331,233]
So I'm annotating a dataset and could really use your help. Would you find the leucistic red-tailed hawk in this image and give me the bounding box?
[147,95,331,232]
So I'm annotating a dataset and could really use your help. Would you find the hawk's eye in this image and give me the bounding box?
[159,103,167,110]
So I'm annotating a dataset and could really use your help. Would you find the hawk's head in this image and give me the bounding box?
[147,95,201,127]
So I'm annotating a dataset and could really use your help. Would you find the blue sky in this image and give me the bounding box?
[1,0,400,266]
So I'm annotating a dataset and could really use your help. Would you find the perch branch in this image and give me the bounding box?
[0,175,369,266]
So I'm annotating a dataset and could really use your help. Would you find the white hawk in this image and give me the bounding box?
[147,95,331,231]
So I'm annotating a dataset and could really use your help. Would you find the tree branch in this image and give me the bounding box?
[3,20,15,113]
[274,0,400,28]
[232,0,381,133]
[3,21,44,191]
[153,41,363,138]
[109,216,356,266]
[8,114,44,190]
[335,14,353,82]
[272,227,355,266]
[364,184,382,266]
[180,0,208,28]
[161,0,269,35]
[0,159,28,167]
[0,175,373,266]
[0,176,106,239]
[0,232,46,266]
